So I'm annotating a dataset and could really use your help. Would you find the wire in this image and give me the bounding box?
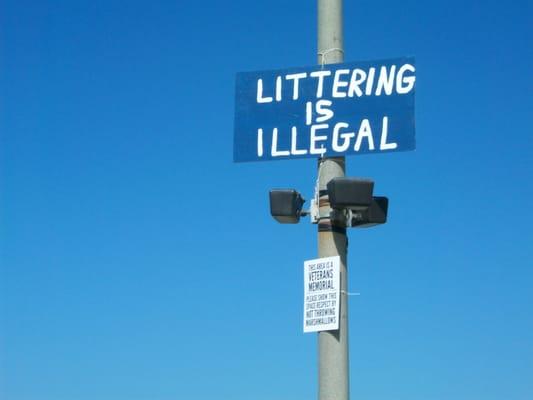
[341,290,360,296]
[317,48,344,68]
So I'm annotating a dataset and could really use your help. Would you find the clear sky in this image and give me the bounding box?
[1,1,532,399]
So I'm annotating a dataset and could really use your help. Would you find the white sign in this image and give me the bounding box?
[303,255,340,333]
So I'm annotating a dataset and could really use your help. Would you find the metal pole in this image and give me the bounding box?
[317,1,348,400]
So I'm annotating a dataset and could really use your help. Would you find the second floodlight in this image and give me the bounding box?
[351,196,389,227]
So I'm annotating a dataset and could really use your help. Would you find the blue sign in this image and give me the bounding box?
[234,57,416,162]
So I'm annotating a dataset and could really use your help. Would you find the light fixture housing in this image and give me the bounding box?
[269,189,305,224]
[351,196,389,227]
[326,177,374,210]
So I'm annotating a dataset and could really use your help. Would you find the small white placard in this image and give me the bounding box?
[303,255,340,333]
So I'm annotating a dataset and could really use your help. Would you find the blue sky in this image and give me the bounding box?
[1,1,532,399]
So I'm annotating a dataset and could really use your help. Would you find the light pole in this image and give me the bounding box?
[268,2,391,399]
[317,1,348,399]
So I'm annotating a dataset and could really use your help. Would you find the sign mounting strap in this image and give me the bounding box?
[317,47,344,68]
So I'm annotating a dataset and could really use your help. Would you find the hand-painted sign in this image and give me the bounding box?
[303,256,340,333]
[234,57,415,162]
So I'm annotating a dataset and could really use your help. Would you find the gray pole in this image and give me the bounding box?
[317,1,348,400]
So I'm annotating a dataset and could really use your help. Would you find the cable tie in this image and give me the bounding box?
[317,48,344,68]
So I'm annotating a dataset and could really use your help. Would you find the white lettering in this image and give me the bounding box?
[354,119,375,151]
[271,128,290,157]
[291,127,307,155]
[310,70,331,98]
[332,123,354,152]
[275,76,282,101]
[315,100,334,123]
[285,72,307,100]
[396,64,416,94]
[376,65,396,96]
[379,116,397,150]
[348,69,366,97]
[256,79,273,103]
[306,101,313,125]
[332,69,350,97]
[365,67,376,96]
[257,128,264,157]
[310,124,328,155]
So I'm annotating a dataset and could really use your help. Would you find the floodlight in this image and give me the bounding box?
[326,177,374,210]
[351,196,389,227]
[269,189,305,224]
